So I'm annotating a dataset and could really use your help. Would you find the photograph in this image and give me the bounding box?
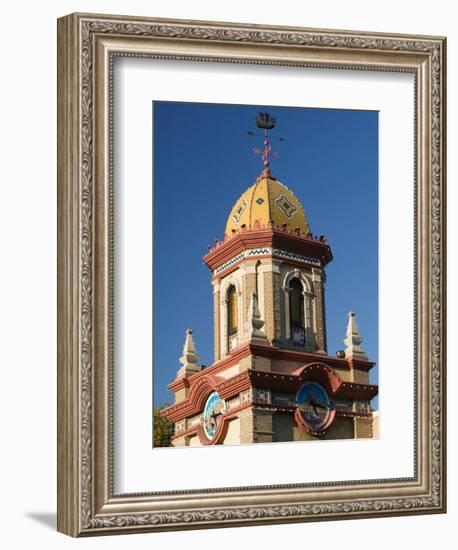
[153,101,379,447]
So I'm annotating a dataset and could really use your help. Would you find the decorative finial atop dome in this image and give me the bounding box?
[224,112,308,236]
[256,112,276,177]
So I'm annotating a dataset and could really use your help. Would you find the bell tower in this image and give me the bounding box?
[205,111,332,366]
[163,113,378,446]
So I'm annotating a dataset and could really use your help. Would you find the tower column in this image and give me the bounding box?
[259,259,281,342]
[240,262,257,342]
[302,288,315,348]
[239,407,275,444]
[218,274,243,357]
[312,268,326,353]
[282,286,291,340]
[212,280,221,361]
[253,408,275,443]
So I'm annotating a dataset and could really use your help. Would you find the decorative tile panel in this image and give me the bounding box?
[213,248,320,276]
[272,392,295,406]
[174,419,186,434]
[213,252,245,275]
[333,399,353,412]
[188,414,203,428]
[275,194,298,219]
[239,389,252,405]
[354,400,371,413]
[247,248,271,256]
[231,199,248,224]
[252,388,271,404]
[226,396,241,411]
[272,248,321,266]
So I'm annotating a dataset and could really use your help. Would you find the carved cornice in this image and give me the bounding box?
[163,374,227,422]
[336,382,379,401]
[165,341,370,400]
[164,371,252,421]
[164,364,377,422]
[250,341,375,372]
[88,495,439,530]
[203,227,332,273]
[80,19,95,528]
[171,399,253,442]
[85,18,440,53]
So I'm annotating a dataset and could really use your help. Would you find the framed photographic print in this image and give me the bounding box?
[57,13,446,536]
[153,101,379,448]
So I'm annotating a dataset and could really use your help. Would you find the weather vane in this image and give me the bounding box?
[247,112,284,177]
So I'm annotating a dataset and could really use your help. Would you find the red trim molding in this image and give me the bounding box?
[163,373,225,422]
[164,371,251,422]
[196,416,229,445]
[171,401,253,443]
[211,253,321,281]
[248,342,375,372]
[164,362,378,423]
[167,341,375,397]
[346,356,375,371]
[203,226,332,272]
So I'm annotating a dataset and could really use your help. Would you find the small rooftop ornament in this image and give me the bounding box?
[177,329,203,377]
[343,311,367,359]
[247,293,267,341]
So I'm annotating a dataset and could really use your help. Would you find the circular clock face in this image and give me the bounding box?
[203,392,225,440]
[296,381,332,431]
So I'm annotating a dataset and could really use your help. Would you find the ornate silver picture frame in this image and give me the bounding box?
[57,13,446,536]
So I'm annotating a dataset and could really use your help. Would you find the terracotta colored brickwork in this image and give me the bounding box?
[273,412,295,442]
[354,416,374,439]
[252,408,274,443]
[174,387,188,404]
[238,355,253,373]
[293,416,355,441]
[320,276,328,353]
[252,355,272,372]
[351,368,370,384]
[313,278,326,352]
[213,289,220,361]
[243,272,257,320]
[333,367,353,382]
[325,417,354,439]
[172,435,187,446]
[239,407,255,444]
[273,271,282,340]
[263,271,276,341]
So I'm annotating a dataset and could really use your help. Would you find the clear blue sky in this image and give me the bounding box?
[153,101,378,408]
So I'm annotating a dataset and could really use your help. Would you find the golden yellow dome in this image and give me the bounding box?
[225,175,310,236]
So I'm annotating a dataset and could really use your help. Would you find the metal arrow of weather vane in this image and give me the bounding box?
[247,112,284,177]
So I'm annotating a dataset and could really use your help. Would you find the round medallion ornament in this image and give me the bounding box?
[202,392,226,440]
[296,381,333,432]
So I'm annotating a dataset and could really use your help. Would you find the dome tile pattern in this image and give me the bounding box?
[225,176,309,236]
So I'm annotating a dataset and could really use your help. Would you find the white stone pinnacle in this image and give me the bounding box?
[177,329,202,376]
[248,293,267,340]
[343,311,367,359]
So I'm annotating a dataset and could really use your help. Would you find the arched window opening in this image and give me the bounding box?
[228,286,238,334]
[289,278,305,345]
[227,285,238,351]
